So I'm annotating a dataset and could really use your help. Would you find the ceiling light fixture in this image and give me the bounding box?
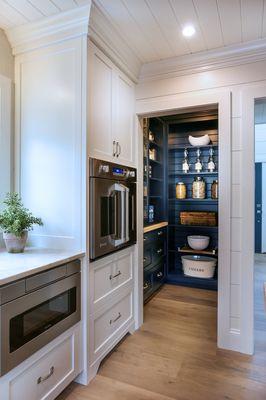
[182,25,196,37]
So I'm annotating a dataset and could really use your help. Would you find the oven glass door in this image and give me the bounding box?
[9,287,76,353]
[90,178,135,259]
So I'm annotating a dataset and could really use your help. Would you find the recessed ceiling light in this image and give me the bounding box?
[182,25,196,37]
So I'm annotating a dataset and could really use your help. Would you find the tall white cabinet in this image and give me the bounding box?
[4,6,138,396]
[88,42,136,167]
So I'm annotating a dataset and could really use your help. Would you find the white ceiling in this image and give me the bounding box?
[94,0,266,64]
[0,0,89,29]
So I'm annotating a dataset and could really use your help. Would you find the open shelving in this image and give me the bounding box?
[166,109,219,290]
[143,118,167,227]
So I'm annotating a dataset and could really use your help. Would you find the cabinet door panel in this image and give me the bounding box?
[115,73,135,166]
[88,46,113,161]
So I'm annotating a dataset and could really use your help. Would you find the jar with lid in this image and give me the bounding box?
[211,179,218,199]
[176,182,186,199]
[192,177,206,199]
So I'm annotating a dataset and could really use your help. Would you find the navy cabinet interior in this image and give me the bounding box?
[143,109,219,302]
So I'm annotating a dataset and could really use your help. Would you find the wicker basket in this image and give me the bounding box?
[180,211,217,226]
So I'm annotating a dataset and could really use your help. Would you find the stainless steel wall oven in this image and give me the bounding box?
[89,158,137,260]
[0,260,81,376]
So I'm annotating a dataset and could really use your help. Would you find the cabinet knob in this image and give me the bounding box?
[157,272,163,278]
[157,249,163,254]
[157,231,163,236]
[143,282,149,290]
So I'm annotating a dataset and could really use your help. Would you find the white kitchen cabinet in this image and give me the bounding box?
[87,246,135,381]
[0,324,82,400]
[88,42,135,167]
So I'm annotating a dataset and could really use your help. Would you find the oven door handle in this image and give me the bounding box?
[112,183,125,247]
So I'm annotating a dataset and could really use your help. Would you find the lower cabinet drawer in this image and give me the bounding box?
[152,263,165,292]
[94,292,132,353]
[143,270,153,302]
[94,248,133,305]
[10,335,75,400]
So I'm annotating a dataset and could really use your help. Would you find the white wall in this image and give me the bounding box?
[255,123,266,252]
[0,29,13,81]
[136,58,266,353]
[0,29,13,247]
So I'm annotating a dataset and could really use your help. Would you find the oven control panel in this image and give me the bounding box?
[90,158,136,182]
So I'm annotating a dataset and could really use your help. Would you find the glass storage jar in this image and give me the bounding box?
[211,179,218,199]
[192,177,206,199]
[176,182,186,199]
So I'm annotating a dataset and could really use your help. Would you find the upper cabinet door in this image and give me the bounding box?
[114,73,135,167]
[88,44,114,161]
[88,42,136,166]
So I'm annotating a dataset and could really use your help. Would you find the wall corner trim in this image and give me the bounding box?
[5,4,91,56]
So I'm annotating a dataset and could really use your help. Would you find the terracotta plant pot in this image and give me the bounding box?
[3,231,28,253]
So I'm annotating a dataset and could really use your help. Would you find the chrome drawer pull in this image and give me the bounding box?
[157,231,163,236]
[157,249,163,254]
[157,272,163,278]
[109,270,122,280]
[113,140,117,157]
[143,257,147,262]
[143,282,149,290]
[110,312,121,325]
[37,366,54,384]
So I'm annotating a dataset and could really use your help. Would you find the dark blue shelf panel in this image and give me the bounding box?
[169,198,218,203]
[169,144,218,151]
[169,172,218,177]
[166,273,218,291]
[169,224,218,229]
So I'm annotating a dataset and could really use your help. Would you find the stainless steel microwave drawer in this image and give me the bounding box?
[26,265,67,292]
[0,280,25,305]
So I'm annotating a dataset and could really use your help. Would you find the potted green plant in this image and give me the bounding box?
[0,192,43,253]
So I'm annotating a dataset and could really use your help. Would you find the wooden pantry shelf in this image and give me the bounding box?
[177,246,218,256]
[144,221,168,233]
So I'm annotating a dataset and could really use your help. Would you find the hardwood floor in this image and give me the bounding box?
[57,263,266,400]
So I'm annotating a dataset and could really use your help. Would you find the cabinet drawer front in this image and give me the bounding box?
[144,228,166,244]
[10,335,74,400]
[94,251,133,304]
[94,292,132,352]
[143,270,153,302]
[152,243,165,266]
[143,247,152,268]
[152,263,165,292]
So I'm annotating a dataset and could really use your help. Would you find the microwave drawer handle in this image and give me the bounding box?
[37,366,54,384]
[110,312,121,325]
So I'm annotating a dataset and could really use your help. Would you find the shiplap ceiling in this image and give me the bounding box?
[0,0,89,29]
[93,0,266,64]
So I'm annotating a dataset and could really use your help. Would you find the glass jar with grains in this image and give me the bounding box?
[192,176,206,199]
[176,182,186,199]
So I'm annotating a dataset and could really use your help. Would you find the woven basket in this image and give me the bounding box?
[180,211,217,226]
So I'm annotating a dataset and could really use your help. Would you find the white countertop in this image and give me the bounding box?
[0,248,85,286]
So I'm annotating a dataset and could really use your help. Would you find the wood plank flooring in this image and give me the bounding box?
[57,260,266,400]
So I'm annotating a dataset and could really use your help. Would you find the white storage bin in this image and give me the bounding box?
[182,255,217,279]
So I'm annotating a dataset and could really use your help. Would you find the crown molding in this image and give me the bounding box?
[139,38,266,82]
[6,4,91,55]
[88,2,141,83]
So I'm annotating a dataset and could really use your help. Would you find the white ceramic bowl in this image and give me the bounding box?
[187,235,210,250]
[188,134,210,146]
[182,255,217,279]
